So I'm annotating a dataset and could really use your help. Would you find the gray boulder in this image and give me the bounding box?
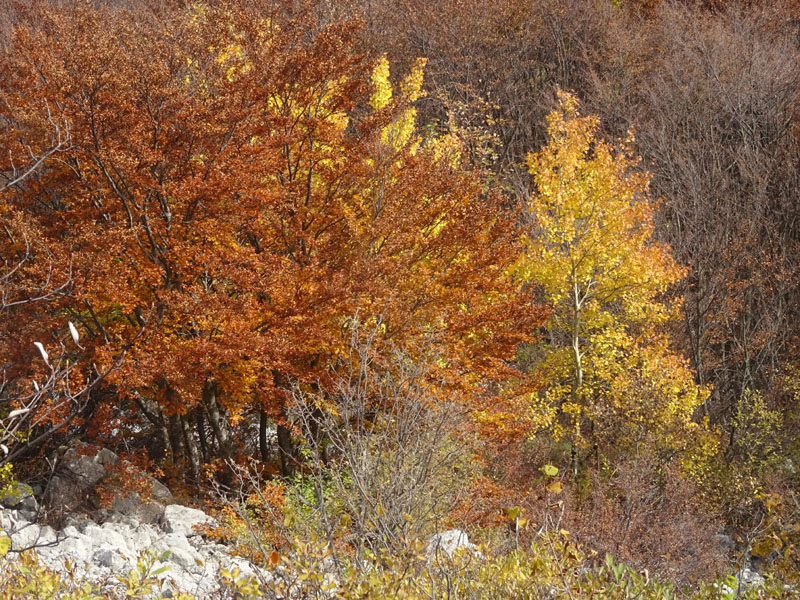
[46,443,174,523]
[46,444,118,511]
[714,532,735,554]
[110,492,166,526]
[0,481,37,516]
[92,547,129,570]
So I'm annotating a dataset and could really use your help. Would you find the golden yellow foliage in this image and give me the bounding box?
[516,92,710,461]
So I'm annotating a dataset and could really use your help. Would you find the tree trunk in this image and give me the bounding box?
[271,370,296,477]
[277,416,295,477]
[196,410,209,463]
[308,404,329,466]
[259,408,271,463]
[180,413,200,481]
[202,380,232,459]
[168,413,184,463]
[570,269,584,477]
[157,419,171,463]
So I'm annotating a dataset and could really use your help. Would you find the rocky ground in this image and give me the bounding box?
[0,443,773,599]
[0,444,269,597]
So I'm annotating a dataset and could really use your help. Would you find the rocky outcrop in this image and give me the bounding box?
[0,504,266,597]
[1,446,491,598]
[46,443,174,525]
[0,444,267,597]
[0,505,271,598]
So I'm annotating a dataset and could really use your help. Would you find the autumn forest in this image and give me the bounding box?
[0,0,799,598]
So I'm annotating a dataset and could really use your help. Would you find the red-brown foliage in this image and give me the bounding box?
[0,0,543,479]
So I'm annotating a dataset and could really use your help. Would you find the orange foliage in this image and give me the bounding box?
[0,0,543,474]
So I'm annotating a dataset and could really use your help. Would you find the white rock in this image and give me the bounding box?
[426,529,478,561]
[37,524,57,545]
[1,509,29,533]
[10,522,44,550]
[2,480,270,598]
[153,533,202,569]
[8,520,55,552]
[92,546,129,570]
[720,567,767,595]
[161,504,215,538]
[64,524,80,536]
[740,567,765,588]
[37,534,88,566]
[83,523,133,558]
[130,524,158,552]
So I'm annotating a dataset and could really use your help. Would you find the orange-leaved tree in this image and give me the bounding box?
[0,0,543,479]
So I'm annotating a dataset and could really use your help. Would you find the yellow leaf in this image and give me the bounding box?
[540,464,558,477]
[546,481,563,494]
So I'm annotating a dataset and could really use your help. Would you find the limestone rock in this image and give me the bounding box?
[161,504,215,538]
[46,443,173,520]
[92,547,128,570]
[10,522,41,551]
[153,533,202,569]
[3,446,268,598]
[110,492,166,526]
[426,529,480,562]
[0,481,37,514]
[83,523,134,559]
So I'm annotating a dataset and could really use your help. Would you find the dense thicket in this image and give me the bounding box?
[353,0,800,579]
[0,0,798,594]
[0,0,542,480]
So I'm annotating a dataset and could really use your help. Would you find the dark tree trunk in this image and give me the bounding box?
[277,419,295,477]
[168,413,183,462]
[180,413,200,481]
[202,380,232,459]
[196,410,209,463]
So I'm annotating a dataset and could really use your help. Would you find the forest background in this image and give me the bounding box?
[0,0,799,598]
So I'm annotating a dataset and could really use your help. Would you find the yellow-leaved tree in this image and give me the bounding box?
[516,93,711,470]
